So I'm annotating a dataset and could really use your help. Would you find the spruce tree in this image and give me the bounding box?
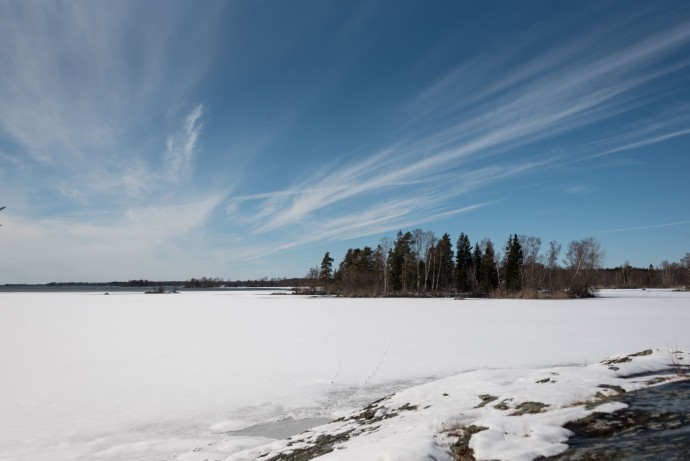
[389,231,415,292]
[472,242,482,293]
[503,234,524,291]
[455,232,473,293]
[480,240,499,295]
[358,246,375,294]
[436,233,454,292]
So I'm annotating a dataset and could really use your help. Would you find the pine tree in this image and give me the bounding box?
[455,232,472,293]
[320,251,334,293]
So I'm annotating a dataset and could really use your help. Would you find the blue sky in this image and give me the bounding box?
[1,0,689,283]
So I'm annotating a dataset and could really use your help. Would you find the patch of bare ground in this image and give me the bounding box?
[441,423,489,461]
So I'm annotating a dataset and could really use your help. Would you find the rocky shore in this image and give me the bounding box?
[223,349,690,461]
[541,379,690,460]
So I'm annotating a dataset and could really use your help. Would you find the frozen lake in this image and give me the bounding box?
[1,289,688,460]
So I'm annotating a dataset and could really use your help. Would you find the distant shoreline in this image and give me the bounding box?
[0,285,292,293]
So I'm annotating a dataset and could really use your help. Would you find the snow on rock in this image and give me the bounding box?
[226,348,689,461]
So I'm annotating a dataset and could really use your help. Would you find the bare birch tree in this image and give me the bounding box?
[564,237,604,297]
[377,237,393,295]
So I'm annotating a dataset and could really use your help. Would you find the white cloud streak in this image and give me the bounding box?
[3,3,689,275]
[165,104,204,181]
[0,3,230,281]
[234,201,496,262]
[594,220,690,235]
[0,2,223,208]
[589,127,690,159]
[232,11,690,253]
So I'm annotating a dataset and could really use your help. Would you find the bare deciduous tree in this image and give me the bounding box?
[423,231,437,292]
[564,237,604,297]
[540,240,561,291]
[306,266,319,292]
[519,235,541,289]
[412,228,426,292]
[377,237,393,295]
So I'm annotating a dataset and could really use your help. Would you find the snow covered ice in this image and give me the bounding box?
[0,289,688,460]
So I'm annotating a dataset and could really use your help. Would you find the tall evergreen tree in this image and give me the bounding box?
[435,233,454,292]
[358,246,375,293]
[472,242,483,293]
[503,234,524,291]
[389,231,415,292]
[479,240,499,295]
[455,232,473,293]
[320,251,334,293]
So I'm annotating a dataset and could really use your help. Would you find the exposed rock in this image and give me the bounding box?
[267,430,355,461]
[513,401,549,415]
[629,349,654,357]
[493,398,512,411]
[602,356,632,365]
[475,394,498,408]
[539,380,690,460]
[597,384,625,395]
[602,349,653,366]
[264,399,420,460]
[448,425,488,461]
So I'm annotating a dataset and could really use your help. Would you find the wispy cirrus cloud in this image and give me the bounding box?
[595,220,690,235]
[2,2,689,279]
[0,2,224,209]
[0,2,232,282]
[227,10,690,254]
[164,104,204,182]
[589,126,690,159]
[223,201,496,263]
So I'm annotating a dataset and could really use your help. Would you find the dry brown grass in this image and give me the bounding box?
[668,348,689,377]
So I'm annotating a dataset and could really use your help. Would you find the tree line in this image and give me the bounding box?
[306,230,690,298]
[14,277,300,289]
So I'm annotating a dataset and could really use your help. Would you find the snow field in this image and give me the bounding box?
[0,289,688,460]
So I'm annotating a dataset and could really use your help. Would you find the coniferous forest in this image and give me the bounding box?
[304,230,690,298]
